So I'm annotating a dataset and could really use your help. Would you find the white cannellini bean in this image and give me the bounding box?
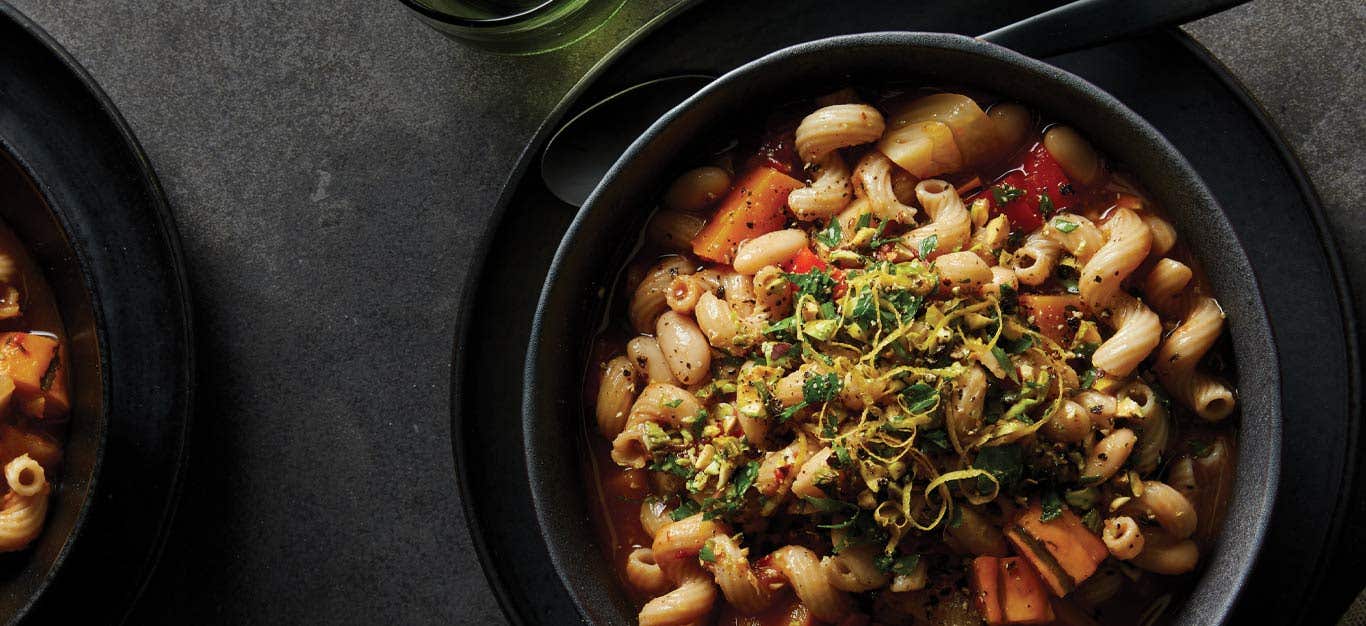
[694,291,739,350]
[627,336,678,385]
[595,355,637,438]
[987,102,1031,157]
[732,229,808,275]
[1043,125,1103,186]
[655,311,711,385]
[663,166,732,212]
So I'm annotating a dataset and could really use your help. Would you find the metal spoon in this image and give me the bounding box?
[540,74,714,207]
[540,0,1248,207]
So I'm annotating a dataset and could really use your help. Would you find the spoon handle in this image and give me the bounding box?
[979,0,1250,59]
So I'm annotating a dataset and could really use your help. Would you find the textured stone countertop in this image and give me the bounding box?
[3,0,1361,623]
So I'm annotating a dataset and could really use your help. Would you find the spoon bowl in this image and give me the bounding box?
[540,74,713,207]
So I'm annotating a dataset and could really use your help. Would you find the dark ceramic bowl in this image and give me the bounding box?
[0,4,193,622]
[526,32,1280,625]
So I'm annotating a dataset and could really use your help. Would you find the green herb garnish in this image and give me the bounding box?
[992,183,1026,206]
[670,499,700,521]
[698,540,716,563]
[973,444,1024,492]
[918,233,939,260]
[1039,192,1056,217]
[1050,217,1078,233]
[1079,367,1098,390]
[1041,489,1064,522]
[903,383,938,414]
[787,267,837,301]
[816,218,843,248]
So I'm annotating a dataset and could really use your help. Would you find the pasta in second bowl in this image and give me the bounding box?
[0,148,103,619]
[525,33,1279,626]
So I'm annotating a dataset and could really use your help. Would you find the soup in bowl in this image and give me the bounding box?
[525,33,1279,626]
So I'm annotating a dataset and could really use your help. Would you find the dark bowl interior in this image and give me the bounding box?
[526,32,1280,625]
[0,148,103,621]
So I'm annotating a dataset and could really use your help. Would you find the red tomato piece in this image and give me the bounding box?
[785,247,828,274]
[1018,294,1082,345]
[831,269,847,299]
[1021,142,1077,214]
[783,248,846,298]
[977,142,1080,233]
[987,171,1042,232]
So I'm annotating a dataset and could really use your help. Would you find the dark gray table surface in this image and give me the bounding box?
[3,0,1362,623]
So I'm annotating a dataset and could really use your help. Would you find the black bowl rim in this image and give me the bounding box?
[525,31,1281,625]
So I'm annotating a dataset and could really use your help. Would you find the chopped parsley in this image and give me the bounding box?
[763,315,797,339]
[1081,507,1102,533]
[803,372,843,404]
[818,510,861,530]
[1001,332,1035,355]
[874,553,921,575]
[781,372,844,421]
[670,499,700,521]
[918,233,939,260]
[851,290,877,323]
[816,218,843,248]
[700,461,761,521]
[870,220,900,248]
[1038,192,1056,217]
[973,444,1024,492]
[787,267,837,301]
[998,283,1019,315]
[991,345,1017,382]
[1079,367,1098,390]
[1050,216,1078,233]
[730,461,759,499]
[991,183,1026,206]
[698,540,716,563]
[887,290,924,325]
[917,428,951,453]
[650,455,693,479]
[1041,489,1064,522]
[832,444,853,467]
[689,409,707,438]
[902,383,939,414]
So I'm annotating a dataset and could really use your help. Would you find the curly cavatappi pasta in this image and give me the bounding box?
[585,87,1241,626]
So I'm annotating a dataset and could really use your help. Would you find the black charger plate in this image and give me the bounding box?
[451,1,1360,624]
[0,4,193,624]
